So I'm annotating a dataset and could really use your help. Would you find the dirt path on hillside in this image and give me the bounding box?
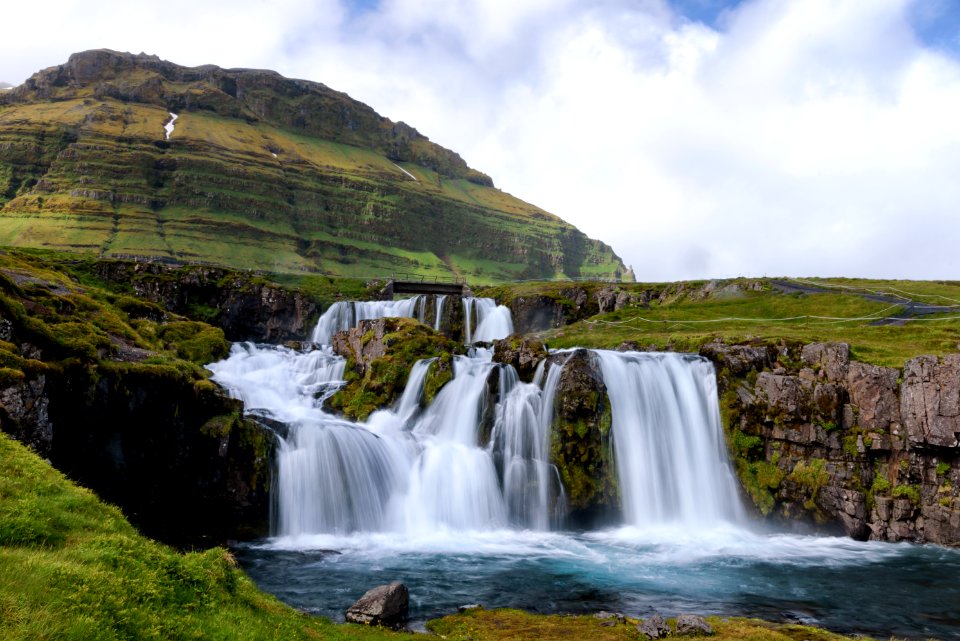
[769,279,957,325]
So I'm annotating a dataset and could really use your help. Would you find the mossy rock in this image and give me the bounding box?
[548,349,619,525]
[328,317,463,421]
[423,352,454,406]
[493,335,547,382]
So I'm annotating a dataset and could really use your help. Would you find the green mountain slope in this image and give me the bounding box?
[0,50,629,282]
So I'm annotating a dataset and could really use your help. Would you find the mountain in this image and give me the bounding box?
[0,50,630,282]
[0,82,13,90]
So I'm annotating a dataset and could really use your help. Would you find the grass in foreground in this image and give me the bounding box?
[0,433,416,641]
[426,608,902,641]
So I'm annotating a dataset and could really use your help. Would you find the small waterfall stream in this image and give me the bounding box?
[596,351,744,527]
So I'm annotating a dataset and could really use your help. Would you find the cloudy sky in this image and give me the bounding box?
[2,0,959,280]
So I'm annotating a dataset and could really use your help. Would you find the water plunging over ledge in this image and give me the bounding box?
[209,298,960,639]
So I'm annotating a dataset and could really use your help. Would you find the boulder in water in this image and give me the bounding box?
[548,349,617,526]
[637,613,670,639]
[676,613,714,635]
[345,581,409,627]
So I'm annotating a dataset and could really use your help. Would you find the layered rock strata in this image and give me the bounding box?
[707,341,960,545]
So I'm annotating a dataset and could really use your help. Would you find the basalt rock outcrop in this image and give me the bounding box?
[92,260,322,342]
[327,317,464,420]
[707,340,960,546]
[547,349,617,527]
[0,345,272,548]
[345,581,409,627]
[493,335,548,382]
[0,255,273,547]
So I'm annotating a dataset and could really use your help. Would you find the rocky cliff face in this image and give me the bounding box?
[0,254,274,547]
[92,261,321,342]
[706,341,960,545]
[0,337,272,548]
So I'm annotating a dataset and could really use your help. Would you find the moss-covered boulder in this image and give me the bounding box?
[493,335,548,382]
[549,349,618,526]
[327,317,463,421]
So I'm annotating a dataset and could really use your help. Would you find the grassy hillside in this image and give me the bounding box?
[485,278,960,367]
[0,432,421,641]
[0,50,628,283]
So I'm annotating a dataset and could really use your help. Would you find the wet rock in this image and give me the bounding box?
[548,349,617,525]
[676,613,713,635]
[594,611,626,625]
[331,318,389,373]
[493,335,547,382]
[345,581,409,627]
[637,613,671,639]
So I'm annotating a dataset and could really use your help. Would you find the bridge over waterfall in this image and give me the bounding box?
[382,274,469,298]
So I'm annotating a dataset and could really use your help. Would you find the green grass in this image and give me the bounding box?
[426,608,891,641]
[805,278,960,306]
[538,282,960,367]
[0,433,420,641]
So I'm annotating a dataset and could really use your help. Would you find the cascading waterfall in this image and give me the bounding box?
[210,302,743,539]
[463,297,514,343]
[595,350,744,527]
[311,297,425,346]
[433,294,447,332]
[490,361,567,529]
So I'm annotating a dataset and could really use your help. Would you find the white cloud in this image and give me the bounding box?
[2,0,959,280]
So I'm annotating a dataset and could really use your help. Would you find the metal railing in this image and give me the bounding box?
[389,272,468,285]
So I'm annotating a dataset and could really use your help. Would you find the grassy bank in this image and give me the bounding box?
[428,608,895,641]
[0,433,418,641]
[529,279,960,367]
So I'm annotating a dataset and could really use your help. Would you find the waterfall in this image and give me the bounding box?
[433,295,447,332]
[463,297,513,343]
[206,343,345,423]
[595,350,744,527]
[491,360,566,529]
[311,297,424,346]
[210,302,743,538]
[275,417,412,535]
